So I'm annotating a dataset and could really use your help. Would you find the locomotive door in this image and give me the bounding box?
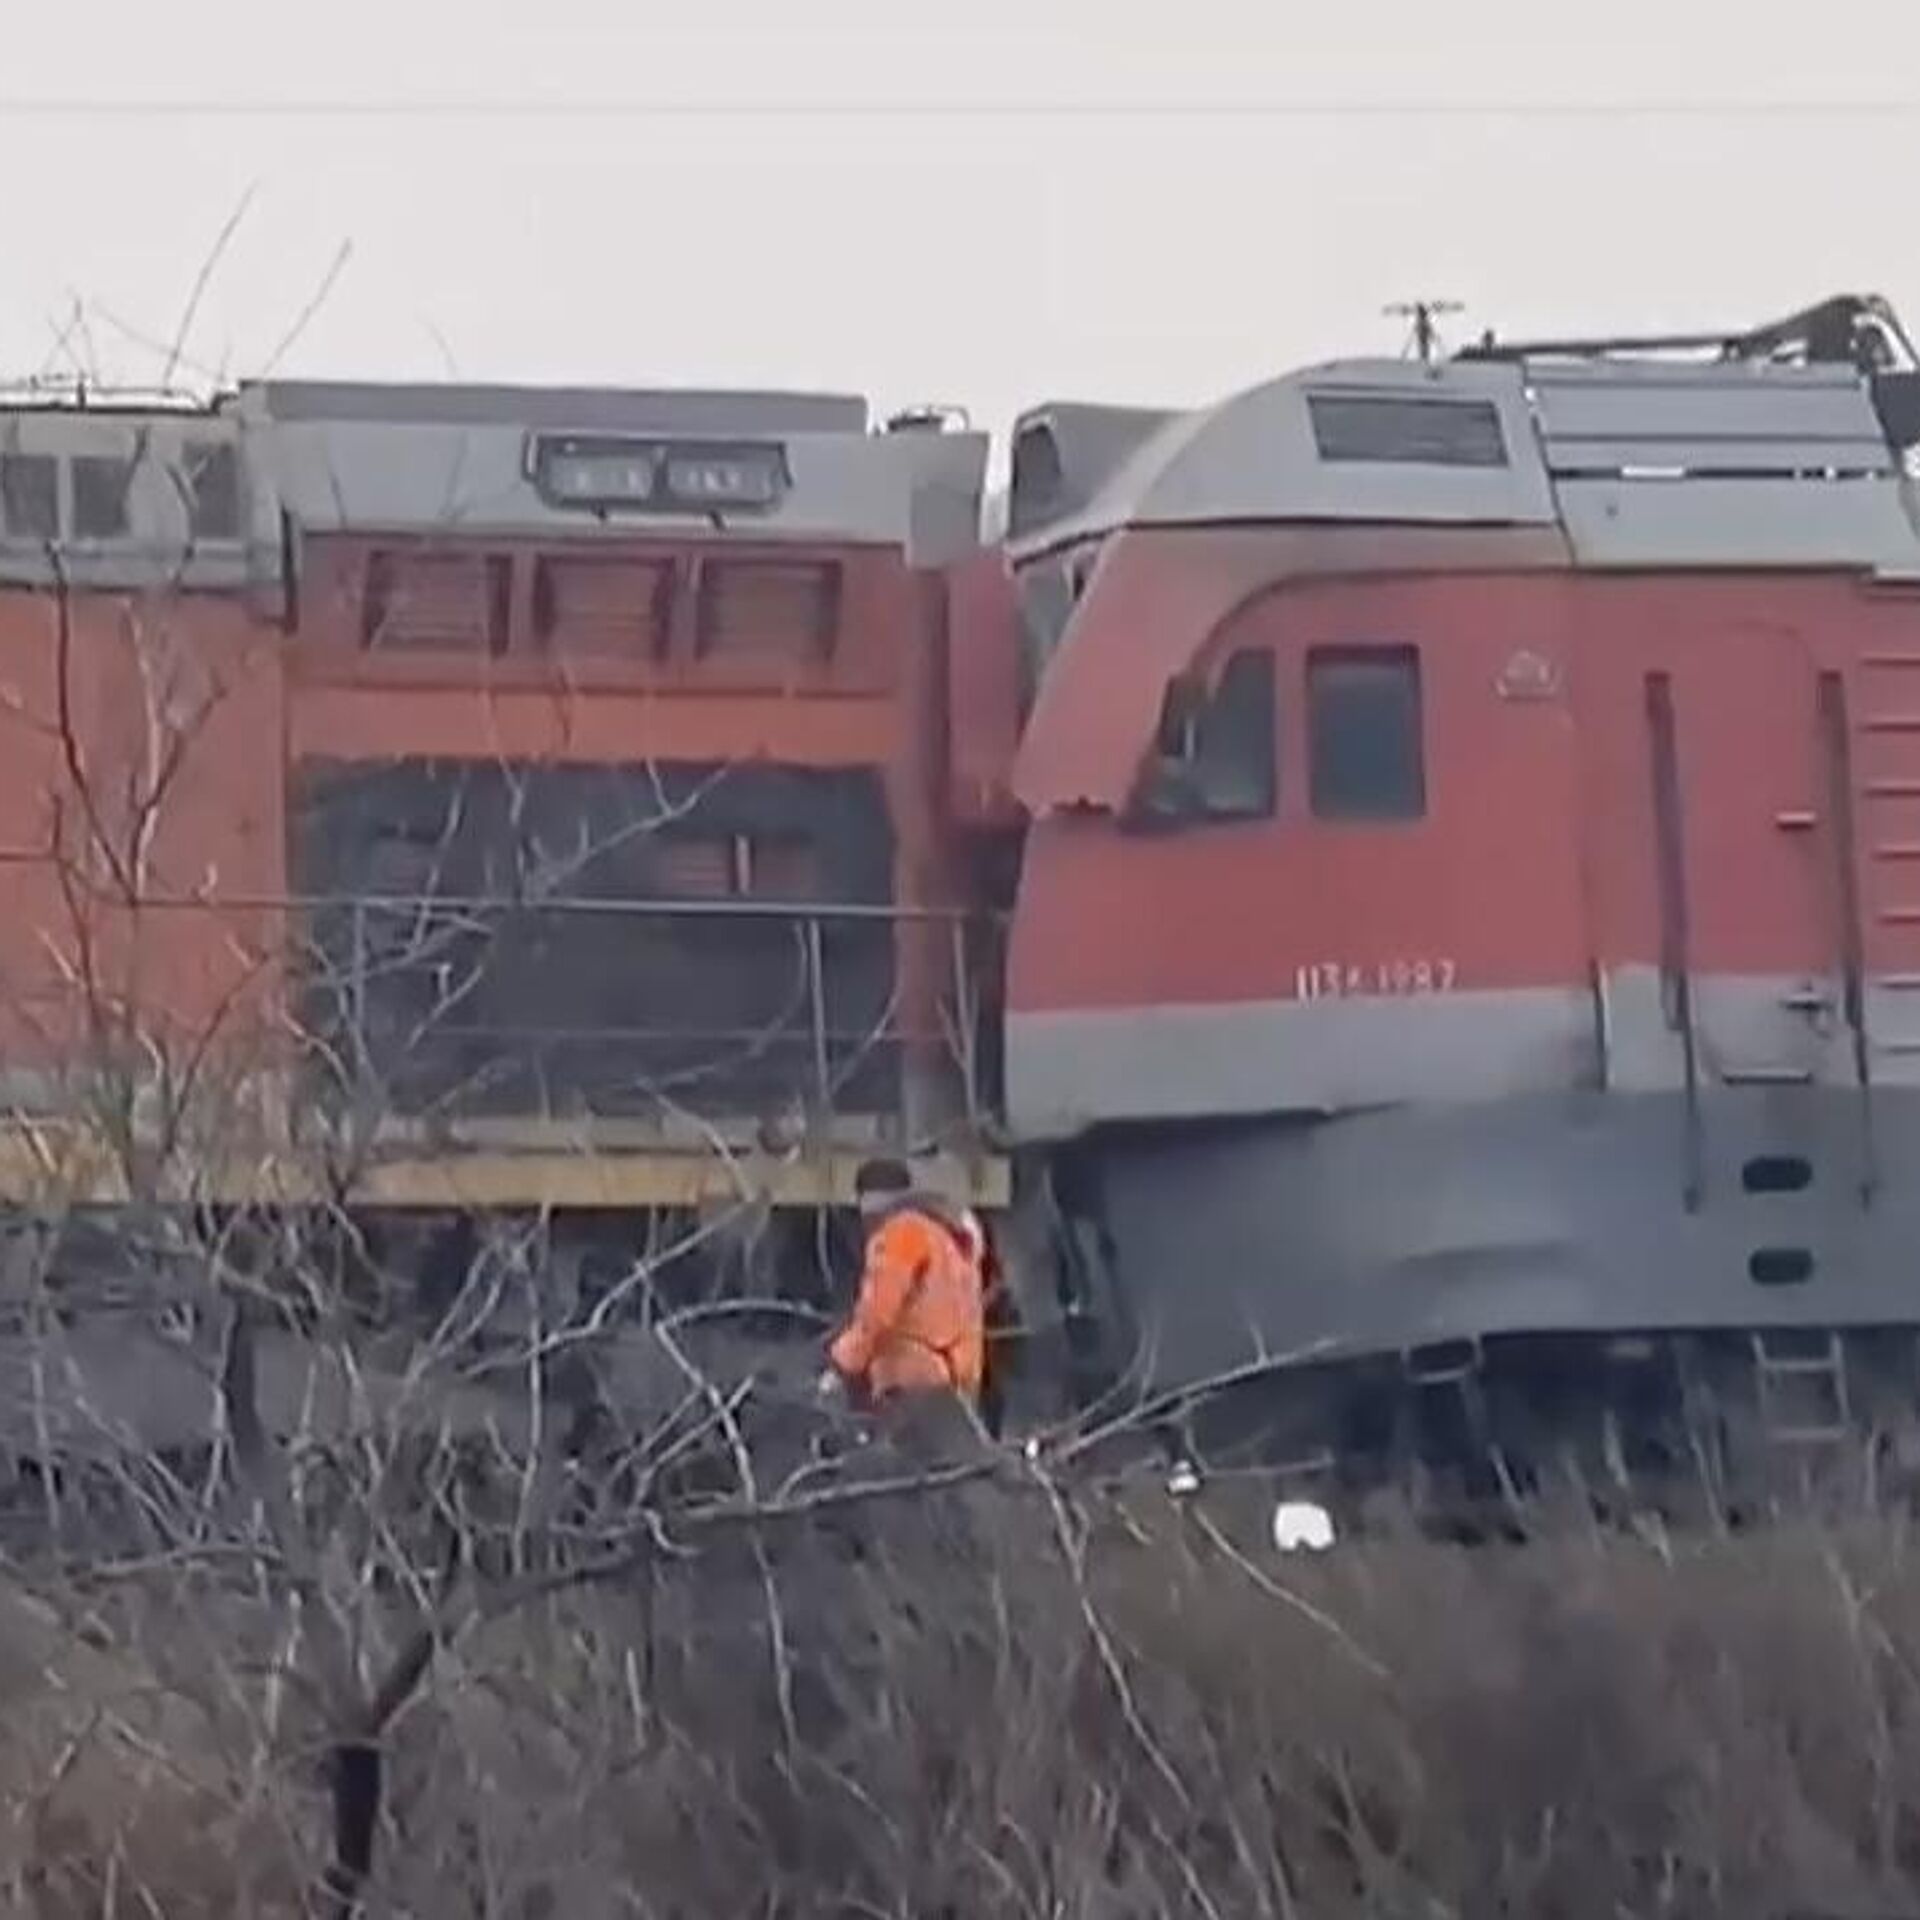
[1641,621,1840,1095]
[1266,574,1594,1108]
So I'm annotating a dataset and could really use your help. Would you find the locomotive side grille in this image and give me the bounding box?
[695,558,841,663]
[291,758,896,1127]
[650,835,735,899]
[648,833,826,900]
[363,549,511,653]
[533,554,675,658]
[747,837,823,900]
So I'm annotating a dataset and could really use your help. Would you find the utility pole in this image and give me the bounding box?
[1384,299,1463,365]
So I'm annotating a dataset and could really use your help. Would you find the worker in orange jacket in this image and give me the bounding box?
[821,1158,985,1409]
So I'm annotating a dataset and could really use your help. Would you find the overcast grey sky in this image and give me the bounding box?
[4,0,1919,436]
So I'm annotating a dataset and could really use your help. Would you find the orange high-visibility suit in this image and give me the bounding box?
[828,1205,985,1402]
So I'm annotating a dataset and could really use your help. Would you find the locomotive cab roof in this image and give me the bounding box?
[1005,290,1920,575]
[0,371,994,588]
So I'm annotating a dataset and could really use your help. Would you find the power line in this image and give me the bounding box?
[1,97,1919,121]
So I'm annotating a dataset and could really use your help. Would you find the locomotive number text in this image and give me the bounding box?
[1293,958,1459,1001]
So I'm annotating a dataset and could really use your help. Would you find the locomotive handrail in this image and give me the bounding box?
[92,889,1007,927]
[0,890,1006,1139]
[292,889,1006,1142]
[1644,672,1705,1210]
[1458,290,1918,371]
[1816,670,1879,1205]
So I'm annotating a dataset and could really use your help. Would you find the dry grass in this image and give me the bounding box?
[6,1482,1920,1917]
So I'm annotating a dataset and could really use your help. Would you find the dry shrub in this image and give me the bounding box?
[0,1582,308,1913]
[9,1491,1920,1915]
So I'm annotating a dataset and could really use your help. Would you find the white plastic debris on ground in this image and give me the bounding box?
[1271,1500,1337,1553]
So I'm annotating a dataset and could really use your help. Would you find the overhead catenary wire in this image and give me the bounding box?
[0,97,1919,120]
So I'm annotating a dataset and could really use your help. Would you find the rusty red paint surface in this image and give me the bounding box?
[944,548,1024,829]
[1006,540,1920,1019]
[288,684,900,767]
[1011,523,1571,814]
[0,588,287,1062]
[287,535,947,837]
[0,524,983,1080]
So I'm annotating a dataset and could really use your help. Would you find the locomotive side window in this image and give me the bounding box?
[1008,420,1064,536]
[1307,647,1426,821]
[71,454,133,539]
[1138,646,1276,824]
[0,455,58,540]
[182,441,241,542]
[1307,394,1508,468]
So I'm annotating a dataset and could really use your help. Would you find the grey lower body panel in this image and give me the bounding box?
[1073,1087,1901,1393]
[1006,969,1913,1142]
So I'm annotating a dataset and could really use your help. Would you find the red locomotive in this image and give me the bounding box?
[0,380,1006,1206]
[5,292,1920,1515]
[1005,292,1920,1508]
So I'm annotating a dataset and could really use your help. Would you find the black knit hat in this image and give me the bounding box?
[853,1157,913,1200]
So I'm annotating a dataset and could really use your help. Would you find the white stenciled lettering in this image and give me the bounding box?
[1294,959,1460,1001]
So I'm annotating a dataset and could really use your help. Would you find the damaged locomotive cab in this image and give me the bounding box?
[1131,647,1277,827]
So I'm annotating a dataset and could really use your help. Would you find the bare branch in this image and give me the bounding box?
[260,239,354,378]
[164,185,257,390]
